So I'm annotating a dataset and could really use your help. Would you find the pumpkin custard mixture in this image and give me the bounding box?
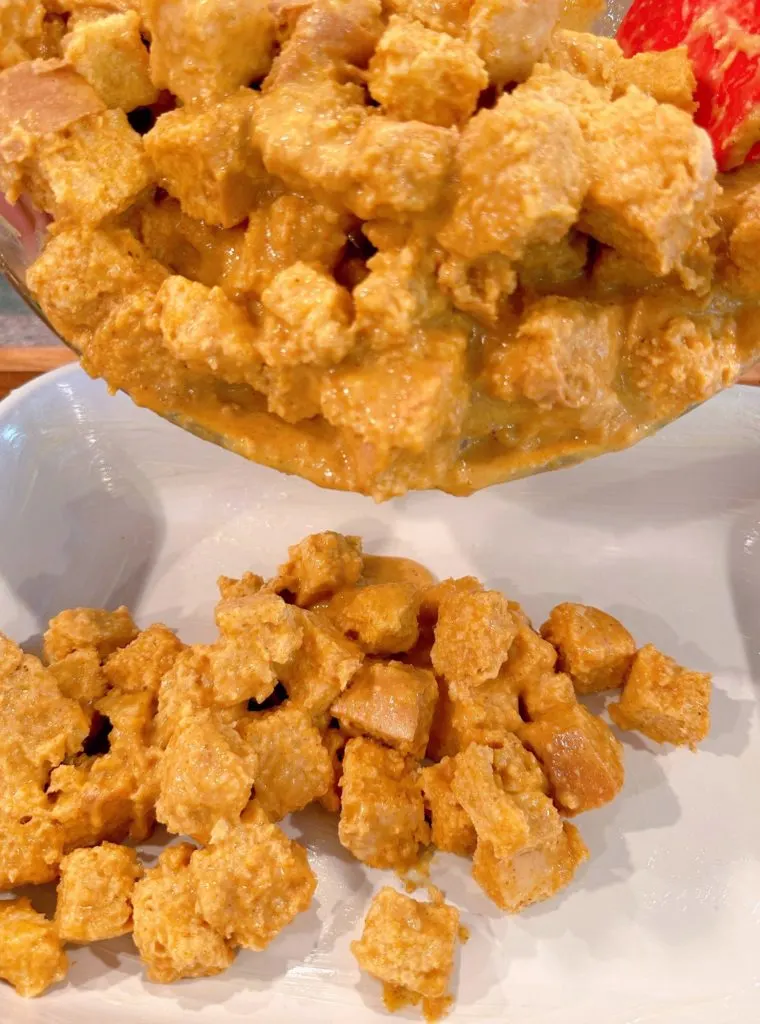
[1,0,759,497]
[0,533,711,1015]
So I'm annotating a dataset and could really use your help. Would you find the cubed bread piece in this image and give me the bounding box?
[339,737,429,869]
[614,47,696,112]
[0,815,64,889]
[104,624,184,695]
[191,802,316,949]
[421,757,476,856]
[516,231,590,294]
[0,899,67,998]
[55,843,143,943]
[273,531,363,606]
[546,29,621,93]
[501,626,557,685]
[369,16,486,127]
[48,647,109,704]
[44,606,138,663]
[520,672,577,720]
[540,602,636,694]
[492,732,549,794]
[353,886,459,1010]
[154,646,217,748]
[419,576,483,624]
[451,744,535,859]
[217,572,265,600]
[467,0,562,86]
[145,92,266,228]
[581,88,717,276]
[332,661,438,758]
[132,844,235,983]
[259,262,354,368]
[385,0,471,34]
[319,726,348,813]
[519,703,624,815]
[0,0,45,69]
[238,706,332,820]
[279,608,363,716]
[438,89,588,262]
[427,671,522,759]
[432,588,517,688]
[144,0,275,105]
[347,118,456,220]
[327,583,421,655]
[608,644,711,748]
[556,0,604,30]
[156,710,255,842]
[438,250,517,323]
[473,821,588,913]
[96,688,155,758]
[208,632,289,707]
[63,11,158,110]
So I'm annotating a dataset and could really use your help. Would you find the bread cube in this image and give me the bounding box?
[451,744,535,859]
[541,602,635,694]
[0,0,45,70]
[385,0,472,35]
[427,670,522,759]
[63,11,158,110]
[502,625,558,685]
[132,844,235,983]
[614,47,696,112]
[328,583,421,655]
[104,624,184,695]
[208,635,280,707]
[352,888,459,1003]
[217,571,265,601]
[44,606,138,663]
[238,706,332,820]
[492,732,549,794]
[0,815,64,889]
[546,28,620,93]
[154,646,216,748]
[319,726,348,813]
[369,16,487,127]
[432,588,517,688]
[339,737,429,869]
[279,609,363,716]
[467,0,562,86]
[56,843,143,943]
[273,531,363,606]
[0,899,67,998]
[332,661,438,758]
[48,647,109,704]
[191,802,316,950]
[419,576,482,623]
[421,757,476,856]
[519,703,624,815]
[608,644,711,748]
[520,671,576,720]
[156,710,255,842]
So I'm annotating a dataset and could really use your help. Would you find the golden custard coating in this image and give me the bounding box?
[3,2,759,499]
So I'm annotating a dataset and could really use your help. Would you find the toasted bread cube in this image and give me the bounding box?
[339,737,429,869]
[238,706,332,820]
[48,647,109,704]
[145,93,266,228]
[144,0,275,105]
[319,726,348,813]
[156,710,255,842]
[63,11,158,110]
[279,609,363,716]
[427,671,522,759]
[217,572,265,601]
[451,744,535,859]
[502,626,557,686]
[56,843,143,943]
[332,661,438,758]
[521,672,576,720]
[154,646,216,748]
[369,16,486,128]
[608,644,711,748]
[473,821,588,913]
[352,888,459,1003]
[467,0,561,86]
[0,899,67,998]
[421,757,476,856]
[273,531,363,606]
[132,844,235,984]
[44,606,138,664]
[519,703,624,815]
[0,815,64,889]
[96,688,155,757]
[492,732,549,794]
[432,589,517,688]
[191,802,316,950]
[614,47,696,112]
[419,576,483,623]
[208,635,279,706]
[540,602,635,694]
[328,583,421,655]
[104,624,184,695]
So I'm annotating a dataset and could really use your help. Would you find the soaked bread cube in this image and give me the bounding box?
[208,635,280,706]
[48,646,108,704]
[191,803,316,950]
[0,815,64,889]
[352,887,459,1003]
[155,645,247,748]
[319,726,348,813]
[145,92,266,228]
[331,660,438,758]
[614,48,696,112]
[104,624,184,695]
[473,821,588,913]
[421,757,476,856]
[156,710,255,842]
[608,644,711,748]
[339,737,429,869]
[466,0,561,86]
[279,608,363,716]
[419,576,482,623]
[427,670,522,758]
[273,531,363,606]
[368,16,487,128]
[217,572,265,601]
[501,626,557,686]
[546,29,621,93]
[0,0,45,69]
[541,602,635,694]
[519,702,624,815]
[520,671,576,720]
[63,11,158,110]
[0,899,67,998]
[432,588,517,688]
[238,706,332,820]
[451,744,535,859]
[385,0,471,34]
[55,843,143,943]
[132,844,235,983]
[328,582,421,655]
[44,606,138,663]
[492,732,549,794]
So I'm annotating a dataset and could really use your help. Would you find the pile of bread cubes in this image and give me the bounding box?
[0,531,711,1016]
